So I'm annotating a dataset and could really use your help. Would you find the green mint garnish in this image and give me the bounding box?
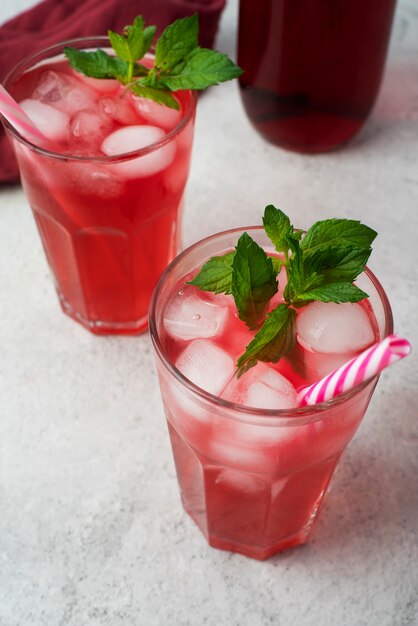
[300,217,377,255]
[188,251,234,294]
[154,14,199,71]
[263,204,303,257]
[190,205,377,376]
[231,233,278,330]
[62,48,130,81]
[64,14,243,110]
[236,305,296,376]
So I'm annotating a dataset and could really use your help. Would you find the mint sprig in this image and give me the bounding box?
[190,205,377,376]
[64,14,242,110]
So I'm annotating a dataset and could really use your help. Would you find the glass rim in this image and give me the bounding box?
[149,225,394,424]
[2,36,198,163]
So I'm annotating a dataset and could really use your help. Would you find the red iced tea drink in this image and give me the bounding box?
[238,0,396,152]
[150,226,393,560]
[4,38,196,334]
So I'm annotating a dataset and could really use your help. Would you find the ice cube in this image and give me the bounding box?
[165,338,235,434]
[163,368,213,435]
[163,286,229,341]
[131,95,181,130]
[222,365,297,410]
[218,365,298,471]
[33,70,96,115]
[101,125,176,178]
[246,372,297,410]
[175,339,235,396]
[99,95,138,125]
[33,70,66,102]
[19,99,69,142]
[296,301,375,354]
[209,414,303,473]
[217,365,298,472]
[302,350,354,384]
[65,163,123,198]
[69,109,112,148]
[75,73,119,93]
[215,468,268,495]
[208,435,269,473]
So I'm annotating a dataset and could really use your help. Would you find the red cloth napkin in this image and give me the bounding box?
[0,0,225,184]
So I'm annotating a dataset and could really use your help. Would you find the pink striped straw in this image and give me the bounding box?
[0,84,47,144]
[297,334,411,407]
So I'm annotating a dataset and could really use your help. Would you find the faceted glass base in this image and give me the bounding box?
[168,421,338,560]
[59,295,148,335]
[207,523,312,561]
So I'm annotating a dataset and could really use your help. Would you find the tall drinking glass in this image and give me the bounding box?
[3,38,197,334]
[150,227,393,560]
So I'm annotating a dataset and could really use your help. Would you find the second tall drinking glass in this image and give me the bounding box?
[3,38,197,334]
[150,227,393,560]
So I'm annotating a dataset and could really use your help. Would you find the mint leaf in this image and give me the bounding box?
[63,48,128,80]
[306,245,371,282]
[237,305,296,376]
[283,246,323,306]
[108,30,136,63]
[159,48,243,91]
[301,219,377,256]
[263,205,302,254]
[284,246,370,306]
[293,282,369,304]
[283,218,375,306]
[231,233,278,330]
[124,16,146,60]
[143,26,157,55]
[155,14,199,71]
[188,252,234,294]
[129,83,180,109]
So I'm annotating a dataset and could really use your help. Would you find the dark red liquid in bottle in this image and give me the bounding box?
[238,0,396,152]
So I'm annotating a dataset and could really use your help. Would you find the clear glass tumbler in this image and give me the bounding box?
[3,38,197,334]
[150,227,393,560]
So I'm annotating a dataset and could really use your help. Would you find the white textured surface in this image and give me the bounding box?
[1,2,418,625]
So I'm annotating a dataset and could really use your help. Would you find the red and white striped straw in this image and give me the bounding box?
[0,84,46,144]
[297,334,411,407]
